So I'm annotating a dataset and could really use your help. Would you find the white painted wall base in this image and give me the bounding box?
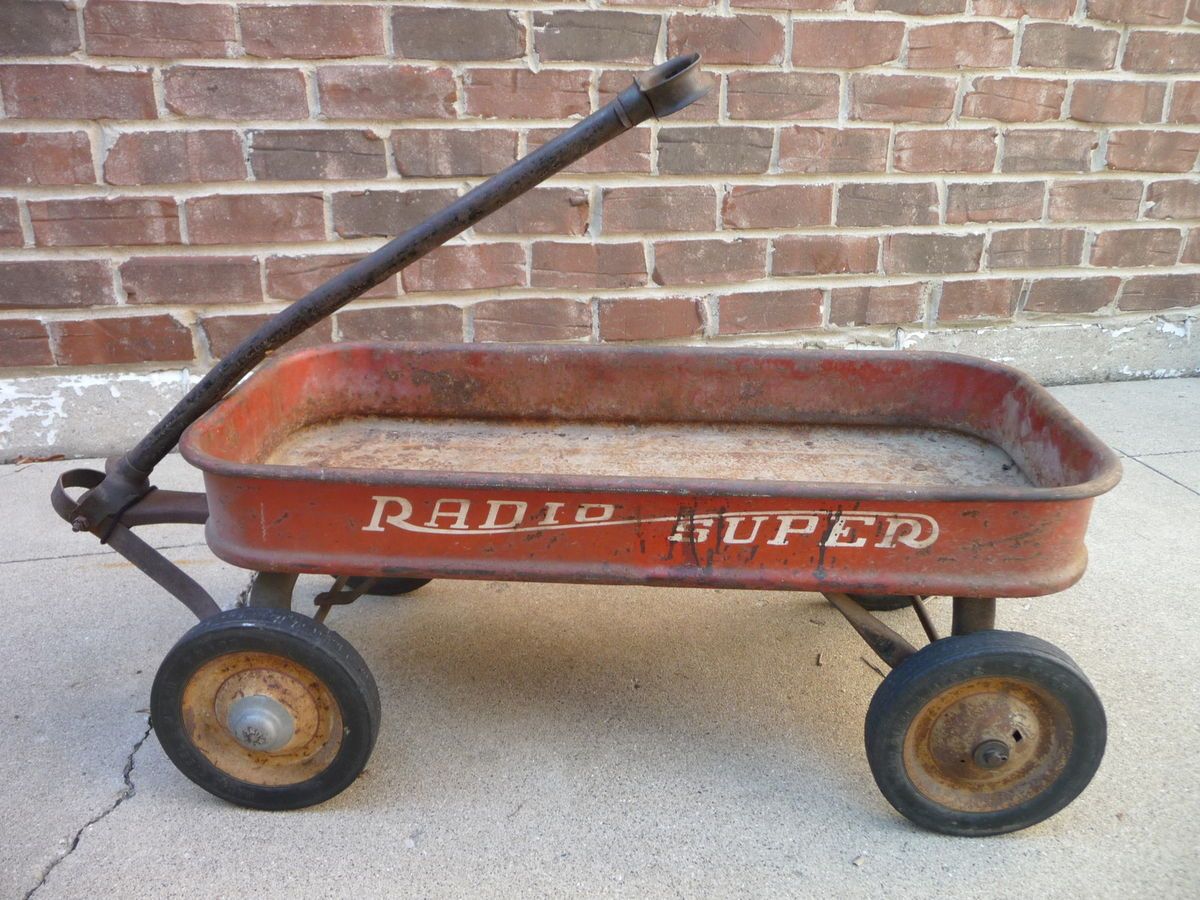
[2,313,1196,463]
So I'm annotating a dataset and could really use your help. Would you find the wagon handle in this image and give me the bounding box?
[65,54,711,532]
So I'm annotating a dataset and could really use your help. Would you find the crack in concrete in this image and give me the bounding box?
[23,719,153,900]
[1128,455,1200,498]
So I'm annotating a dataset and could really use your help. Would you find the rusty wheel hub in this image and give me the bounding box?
[181,651,344,787]
[902,675,1074,814]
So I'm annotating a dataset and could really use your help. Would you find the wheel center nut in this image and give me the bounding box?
[973,739,1011,769]
[227,694,295,752]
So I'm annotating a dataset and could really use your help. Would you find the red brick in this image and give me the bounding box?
[658,127,773,175]
[727,72,839,121]
[856,0,966,11]
[945,182,1045,224]
[394,7,524,62]
[604,186,718,234]
[1123,30,1200,72]
[241,5,385,59]
[1070,81,1165,124]
[1170,82,1200,123]
[772,235,879,276]
[0,1,79,55]
[894,130,997,174]
[962,77,1066,122]
[830,284,925,326]
[938,279,1021,321]
[0,198,21,247]
[472,298,591,342]
[651,239,768,287]
[266,254,397,301]
[1001,129,1097,173]
[1106,131,1200,173]
[52,315,192,366]
[164,67,308,119]
[331,189,458,239]
[973,1,1077,16]
[718,289,823,335]
[186,194,325,245]
[0,133,93,187]
[0,260,115,310]
[476,188,590,236]
[392,129,518,178]
[1018,24,1119,70]
[1146,180,1200,219]
[202,314,331,358]
[528,128,651,175]
[120,256,261,306]
[318,66,456,119]
[402,244,526,293]
[531,242,646,290]
[1119,274,1200,310]
[1048,180,1143,221]
[884,234,984,274]
[1088,0,1187,24]
[850,75,957,124]
[533,11,658,64]
[734,0,840,7]
[29,197,179,248]
[249,130,386,181]
[1,65,156,120]
[909,23,1015,69]
[1182,228,1200,263]
[465,69,589,120]
[598,297,704,342]
[0,320,52,367]
[791,21,904,69]
[84,1,236,58]
[722,185,833,230]
[778,127,889,174]
[105,131,244,185]
[1026,277,1120,313]
[988,228,1085,268]
[338,305,463,342]
[837,183,939,227]
[668,14,784,66]
[1091,228,1181,267]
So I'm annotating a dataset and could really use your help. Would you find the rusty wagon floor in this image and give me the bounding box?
[263,417,1032,487]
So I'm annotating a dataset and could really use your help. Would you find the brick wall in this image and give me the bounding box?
[1,0,1198,380]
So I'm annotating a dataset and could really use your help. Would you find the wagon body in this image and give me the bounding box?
[181,343,1120,599]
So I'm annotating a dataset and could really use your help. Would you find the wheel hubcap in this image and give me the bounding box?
[227,694,296,752]
[903,675,1073,814]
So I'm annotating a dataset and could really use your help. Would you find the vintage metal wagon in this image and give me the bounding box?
[53,55,1121,837]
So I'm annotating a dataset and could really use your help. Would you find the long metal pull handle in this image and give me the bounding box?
[67,55,710,529]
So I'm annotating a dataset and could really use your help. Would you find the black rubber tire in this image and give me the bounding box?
[864,630,1106,836]
[150,607,381,810]
[849,594,914,612]
[344,576,432,597]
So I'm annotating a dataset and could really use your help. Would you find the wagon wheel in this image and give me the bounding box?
[848,594,915,612]
[343,576,432,597]
[864,630,1105,836]
[150,607,380,810]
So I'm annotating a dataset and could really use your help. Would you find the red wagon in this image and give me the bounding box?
[53,55,1121,836]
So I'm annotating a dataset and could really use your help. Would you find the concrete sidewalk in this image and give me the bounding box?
[1,378,1197,899]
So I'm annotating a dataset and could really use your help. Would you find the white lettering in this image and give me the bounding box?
[767,514,819,546]
[425,498,472,530]
[722,515,768,545]
[877,515,938,549]
[481,500,527,530]
[668,515,714,543]
[825,514,876,548]
[539,502,565,525]
[575,503,615,523]
[362,495,413,532]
